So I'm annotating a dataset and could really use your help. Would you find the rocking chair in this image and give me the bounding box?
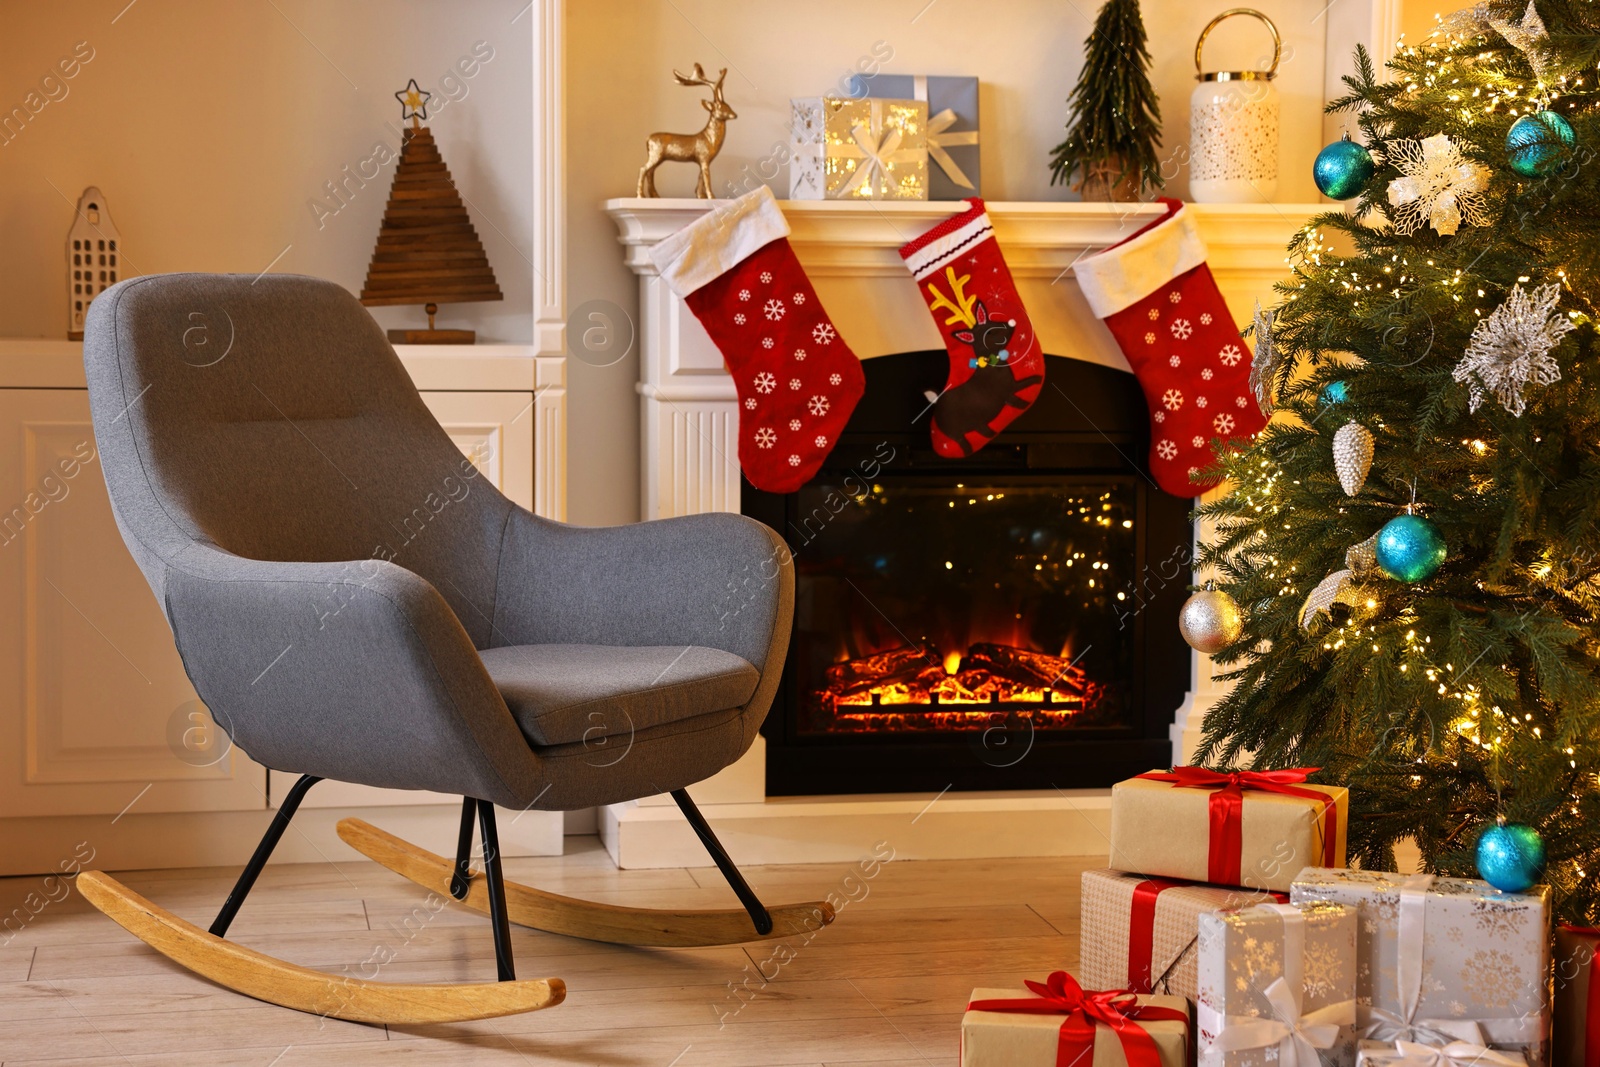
[78,274,823,1024]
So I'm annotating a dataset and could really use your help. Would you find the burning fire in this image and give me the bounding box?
[817,642,1103,730]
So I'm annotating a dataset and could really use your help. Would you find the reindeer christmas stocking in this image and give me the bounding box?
[1072,198,1267,498]
[650,186,865,494]
[899,199,1045,458]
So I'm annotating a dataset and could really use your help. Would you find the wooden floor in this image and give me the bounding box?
[0,836,1092,1066]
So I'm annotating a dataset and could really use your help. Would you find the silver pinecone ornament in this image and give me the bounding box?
[1333,422,1374,496]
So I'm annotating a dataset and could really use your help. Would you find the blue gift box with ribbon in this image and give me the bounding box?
[846,73,980,199]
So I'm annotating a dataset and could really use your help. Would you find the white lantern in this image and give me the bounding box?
[1188,9,1281,204]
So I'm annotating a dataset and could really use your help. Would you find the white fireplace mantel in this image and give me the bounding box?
[599,196,1320,868]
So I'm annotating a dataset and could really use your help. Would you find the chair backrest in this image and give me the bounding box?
[83,273,515,648]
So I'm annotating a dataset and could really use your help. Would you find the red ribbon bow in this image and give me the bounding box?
[1136,767,1338,887]
[967,971,1188,1067]
[1561,925,1600,1067]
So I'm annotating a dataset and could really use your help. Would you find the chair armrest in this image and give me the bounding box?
[490,510,795,673]
[161,544,541,805]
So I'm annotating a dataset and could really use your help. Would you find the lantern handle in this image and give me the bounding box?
[1195,8,1282,80]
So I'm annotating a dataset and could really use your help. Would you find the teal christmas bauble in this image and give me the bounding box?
[1375,514,1448,582]
[1313,137,1375,200]
[1506,111,1575,178]
[1320,380,1349,406]
[1475,820,1546,892]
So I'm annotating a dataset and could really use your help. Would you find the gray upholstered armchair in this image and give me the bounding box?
[74,273,824,1025]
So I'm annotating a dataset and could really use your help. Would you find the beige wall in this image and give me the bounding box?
[0,0,533,345]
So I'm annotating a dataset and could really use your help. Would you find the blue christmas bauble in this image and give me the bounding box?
[1506,111,1575,178]
[1320,380,1348,407]
[1375,514,1448,583]
[1475,821,1546,892]
[1313,138,1376,200]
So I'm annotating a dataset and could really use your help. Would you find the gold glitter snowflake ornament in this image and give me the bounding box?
[1453,282,1574,416]
[1386,134,1491,236]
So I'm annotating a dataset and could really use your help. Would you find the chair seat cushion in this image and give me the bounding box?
[478,643,761,747]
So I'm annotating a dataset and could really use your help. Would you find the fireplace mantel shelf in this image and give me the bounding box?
[604,198,1327,276]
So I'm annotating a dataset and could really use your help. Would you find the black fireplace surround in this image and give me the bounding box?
[742,352,1192,796]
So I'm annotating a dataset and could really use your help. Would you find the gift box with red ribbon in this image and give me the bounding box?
[1549,925,1594,1067]
[1079,868,1286,1003]
[961,971,1190,1067]
[1291,868,1550,1067]
[1110,766,1349,892]
[1196,900,1359,1067]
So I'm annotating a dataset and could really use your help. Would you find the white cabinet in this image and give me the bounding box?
[0,342,565,869]
[0,390,269,819]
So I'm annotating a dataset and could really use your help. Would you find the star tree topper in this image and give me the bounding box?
[1490,0,1555,81]
[1386,133,1491,237]
[1453,282,1575,416]
[395,78,431,123]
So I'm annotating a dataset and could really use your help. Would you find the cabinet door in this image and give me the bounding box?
[0,391,268,817]
[271,390,536,809]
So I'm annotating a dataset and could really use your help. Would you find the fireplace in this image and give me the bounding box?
[743,352,1191,795]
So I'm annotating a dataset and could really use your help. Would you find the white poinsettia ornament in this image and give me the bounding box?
[1453,282,1574,415]
[1386,134,1491,236]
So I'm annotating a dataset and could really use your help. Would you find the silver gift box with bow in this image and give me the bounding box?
[788,96,929,200]
[846,73,980,199]
[1198,900,1360,1067]
[1290,868,1550,1067]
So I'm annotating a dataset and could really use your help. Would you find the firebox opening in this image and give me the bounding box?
[794,478,1137,737]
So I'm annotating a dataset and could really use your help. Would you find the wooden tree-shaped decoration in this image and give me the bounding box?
[360,80,501,343]
[1047,0,1164,202]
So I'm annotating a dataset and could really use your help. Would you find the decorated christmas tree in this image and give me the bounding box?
[1195,2,1600,921]
[1047,0,1163,200]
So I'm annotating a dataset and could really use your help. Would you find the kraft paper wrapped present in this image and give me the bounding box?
[1290,868,1550,1066]
[789,96,928,200]
[1196,900,1359,1067]
[1110,767,1349,892]
[1552,925,1598,1067]
[1357,1039,1528,1067]
[844,73,979,198]
[1080,868,1286,1003]
[962,971,1190,1067]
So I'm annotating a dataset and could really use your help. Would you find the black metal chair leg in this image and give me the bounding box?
[476,799,516,981]
[210,774,322,938]
[450,796,476,901]
[670,788,773,936]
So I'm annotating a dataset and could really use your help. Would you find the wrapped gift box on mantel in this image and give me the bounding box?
[789,96,929,200]
[845,73,979,199]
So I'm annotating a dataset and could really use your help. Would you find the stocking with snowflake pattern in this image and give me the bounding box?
[649,186,865,494]
[899,199,1045,458]
[1072,198,1267,497]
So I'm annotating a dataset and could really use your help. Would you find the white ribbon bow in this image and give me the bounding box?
[926,107,978,189]
[1209,976,1355,1067]
[835,107,924,198]
[1200,903,1356,1067]
[1379,1039,1527,1067]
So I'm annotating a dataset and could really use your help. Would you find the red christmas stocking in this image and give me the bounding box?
[650,187,864,494]
[1073,199,1267,498]
[899,199,1045,458]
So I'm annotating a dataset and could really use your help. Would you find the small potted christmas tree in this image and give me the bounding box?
[1048,0,1163,201]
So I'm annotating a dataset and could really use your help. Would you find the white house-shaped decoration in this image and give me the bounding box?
[67,187,121,340]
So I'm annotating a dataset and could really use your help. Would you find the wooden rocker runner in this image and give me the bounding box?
[78,273,820,1025]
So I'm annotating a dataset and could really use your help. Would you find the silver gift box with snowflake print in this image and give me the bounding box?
[1290,868,1550,1066]
[1198,900,1359,1067]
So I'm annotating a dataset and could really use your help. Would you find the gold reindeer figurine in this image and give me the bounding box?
[637,64,736,198]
